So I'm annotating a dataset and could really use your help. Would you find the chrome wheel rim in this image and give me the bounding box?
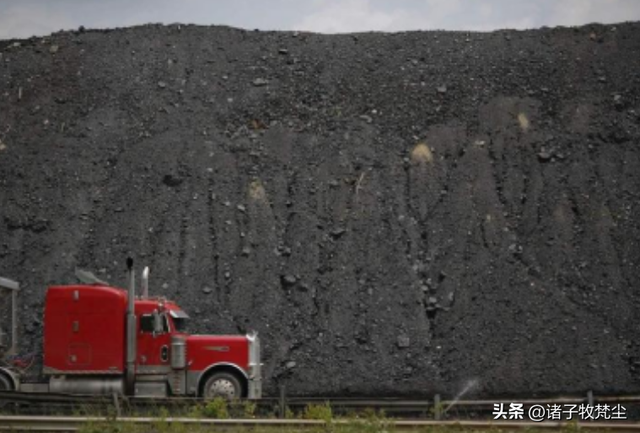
[207,378,236,399]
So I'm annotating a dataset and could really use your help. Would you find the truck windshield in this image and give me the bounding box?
[169,309,190,333]
[173,318,188,333]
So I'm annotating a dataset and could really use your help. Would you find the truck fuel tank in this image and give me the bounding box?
[171,335,187,369]
[49,376,124,395]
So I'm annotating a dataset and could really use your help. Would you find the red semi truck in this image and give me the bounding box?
[0,260,262,399]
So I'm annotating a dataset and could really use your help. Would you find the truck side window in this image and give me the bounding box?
[140,315,155,333]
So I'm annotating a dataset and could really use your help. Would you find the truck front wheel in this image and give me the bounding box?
[202,371,242,400]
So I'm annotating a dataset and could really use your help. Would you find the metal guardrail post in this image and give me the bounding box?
[588,390,594,406]
[112,393,121,419]
[279,385,286,418]
[434,394,442,420]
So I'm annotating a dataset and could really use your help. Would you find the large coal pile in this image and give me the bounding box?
[1,22,640,397]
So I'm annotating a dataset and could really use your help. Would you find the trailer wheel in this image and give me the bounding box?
[202,371,242,400]
[0,373,14,391]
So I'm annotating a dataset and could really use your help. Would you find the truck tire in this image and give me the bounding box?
[0,373,14,391]
[202,371,242,400]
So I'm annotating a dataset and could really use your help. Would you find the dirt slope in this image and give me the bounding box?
[1,22,639,397]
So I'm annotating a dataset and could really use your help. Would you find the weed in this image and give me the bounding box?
[339,407,393,433]
[302,401,335,432]
[285,405,295,419]
[242,400,257,418]
[201,397,229,419]
[186,403,204,418]
[430,400,444,419]
[303,401,333,422]
[227,399,256,418]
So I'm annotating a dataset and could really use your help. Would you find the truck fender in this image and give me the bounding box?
[0,367,20,391]
[196,362,248,395]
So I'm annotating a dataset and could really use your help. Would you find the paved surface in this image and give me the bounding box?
[0,22,639,397]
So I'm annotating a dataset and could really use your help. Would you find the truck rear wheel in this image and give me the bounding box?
[0,373,14,391]
[202,371,242,400]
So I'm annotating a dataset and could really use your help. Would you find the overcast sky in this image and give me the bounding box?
[1,0,639,40]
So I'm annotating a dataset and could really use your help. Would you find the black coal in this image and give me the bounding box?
[1,22,639,397]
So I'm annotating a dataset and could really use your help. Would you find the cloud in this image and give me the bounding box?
[293,0,465,33]
[293,0,640,34]
[2,0,640,40]
[0,4,75,39]
[547,0,640,27]
[292,0,543,34]
[293,0,409,33]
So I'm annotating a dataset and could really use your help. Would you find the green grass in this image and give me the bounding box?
[1,399,607,433]
[74,401,608,433]
[76,423,601,433]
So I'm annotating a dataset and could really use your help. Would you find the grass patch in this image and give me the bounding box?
[303,402,333,422]
[73,400,615,433]
[77,420,606,433]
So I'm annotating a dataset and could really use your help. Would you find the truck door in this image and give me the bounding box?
[137,311,172,372]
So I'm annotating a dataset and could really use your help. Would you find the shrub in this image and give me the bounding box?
[303,401,333,422]
[228,399,257,418]
[202,397,229,419]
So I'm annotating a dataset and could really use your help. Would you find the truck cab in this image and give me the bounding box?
[133,297,261,399]
[38,267,261,399]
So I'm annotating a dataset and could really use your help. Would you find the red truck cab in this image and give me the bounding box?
[41,280,262,399]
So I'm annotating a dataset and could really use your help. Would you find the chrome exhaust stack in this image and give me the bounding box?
[125,258,137,394]
[246,330,262,399]
[141,267,149,299]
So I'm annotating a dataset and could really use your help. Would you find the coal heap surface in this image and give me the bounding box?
[1,22,640,397]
